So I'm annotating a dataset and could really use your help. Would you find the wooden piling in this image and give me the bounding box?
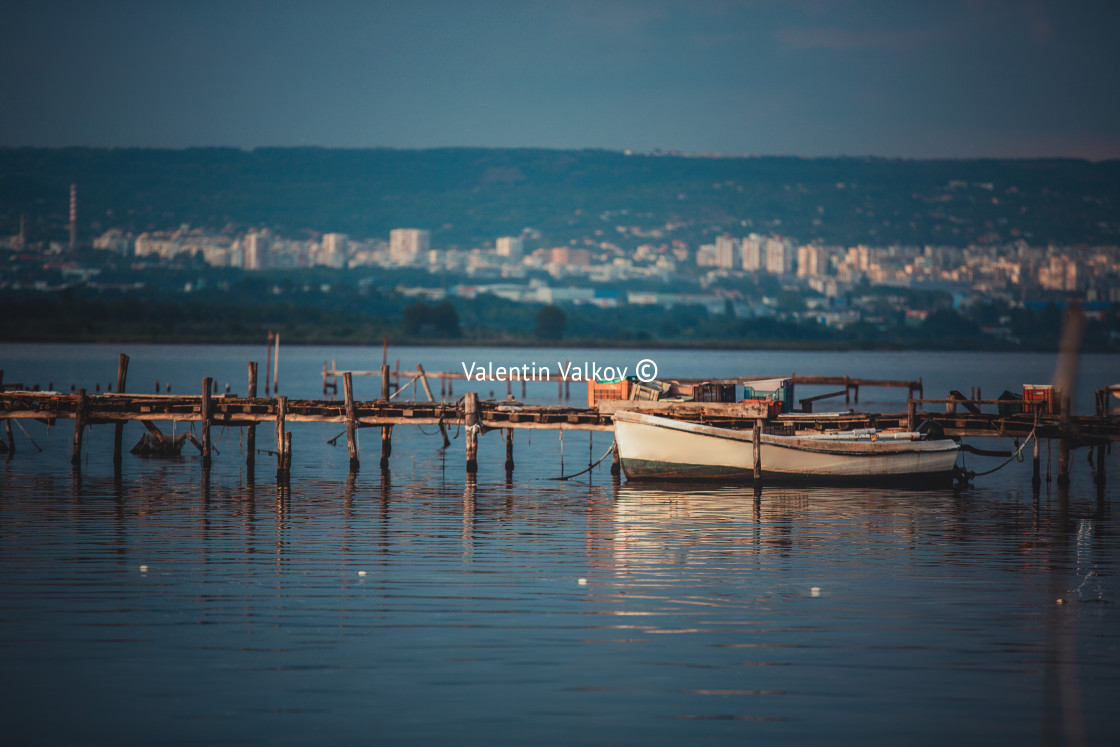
[381,425,392,470]
[1058,395,1071,487]
[907,399,916,432]
[113,354,129,469]
[276,395,288,479]
[201,377,213,469]
[343,372,359,472]
[610,440,620,475]
[265,331,273,396]
[381,364,391,400]
[505,428,514,474]
[1032,406,1041,487]
[247,362,257,472]
[71,388,87,468]
[465,392,479,473]
[273,333,280,393]
[416,364,450,447]
[752,418,762,481]
[1096,443,1107,489]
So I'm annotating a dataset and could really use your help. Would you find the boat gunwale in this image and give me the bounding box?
[611,410,960,458]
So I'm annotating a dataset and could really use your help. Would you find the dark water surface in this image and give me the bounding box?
[2,344,1118,745]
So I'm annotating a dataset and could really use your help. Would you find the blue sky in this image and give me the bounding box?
[2,0,1118,158]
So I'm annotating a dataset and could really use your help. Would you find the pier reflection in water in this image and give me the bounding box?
[1,437,1116,745]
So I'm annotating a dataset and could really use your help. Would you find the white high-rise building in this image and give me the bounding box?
[496,236,523,260]
[797,245,824,278]
[321,233,348,268]
[243,230,270,270]
[741,234,764,271]
[390,229,430,263]
[714,236,739,269]
[765,237,793,275]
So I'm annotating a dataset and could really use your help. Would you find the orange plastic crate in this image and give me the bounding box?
[587,379,632,407]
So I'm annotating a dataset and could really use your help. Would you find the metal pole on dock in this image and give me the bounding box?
[247,362,257,472]
[113,354,129,470]
[71,389,87,468]
[343,372,359,472]
[201,377,213,470]
[465,392,480,474]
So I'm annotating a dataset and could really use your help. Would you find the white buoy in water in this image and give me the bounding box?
[358,570,367,577]
[139,565,148,573]
[578,578,587,585]
[810,586,821,597]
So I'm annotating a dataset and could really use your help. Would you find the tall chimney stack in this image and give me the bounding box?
[69,182,77,251]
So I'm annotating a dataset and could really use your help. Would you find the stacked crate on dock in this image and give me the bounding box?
[587,378,633,407]
[692,382,738,403]
[1022,384,1057,414]
[743,378,794,413]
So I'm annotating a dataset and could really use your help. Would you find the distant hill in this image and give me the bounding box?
[2,147,1119,249]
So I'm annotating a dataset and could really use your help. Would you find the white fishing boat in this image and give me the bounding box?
[612,410,960,486]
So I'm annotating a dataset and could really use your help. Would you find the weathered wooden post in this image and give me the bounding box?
[111,354,129,469]
[417,364,450,447]
[465,392,480,474]
[381,425,392,470]
[201,377,213,469]
[265,331,273,396]
[1032,406,1041,488]
[610,440,621,476]
[1058,395,1072,486]
[1096,443,1107,491]
[381,364,391,400]
[907,399,917,432]
[71,388,87,468]
[276,395,288,480]
[273,333,280,393]
[247,362,258,472]
[343,372,359,472]
[505,428,514,474]
[752,418,762,482]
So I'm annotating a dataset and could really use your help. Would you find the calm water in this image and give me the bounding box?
[2,344,1119,745]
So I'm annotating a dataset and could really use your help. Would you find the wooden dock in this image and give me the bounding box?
[2,356,1117,489]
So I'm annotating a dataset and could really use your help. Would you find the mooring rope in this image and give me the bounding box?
[964,426,1038,479]
[551,444,614,481]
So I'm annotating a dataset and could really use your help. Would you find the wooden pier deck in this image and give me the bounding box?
[3,355,1117,488]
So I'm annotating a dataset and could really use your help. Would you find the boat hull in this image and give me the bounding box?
[613,411,960,486]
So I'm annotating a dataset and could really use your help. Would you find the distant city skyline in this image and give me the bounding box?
[2,1,1119,160]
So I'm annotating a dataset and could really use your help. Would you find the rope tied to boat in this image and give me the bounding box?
[551,444,615,481]
[960,425,1038,480]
